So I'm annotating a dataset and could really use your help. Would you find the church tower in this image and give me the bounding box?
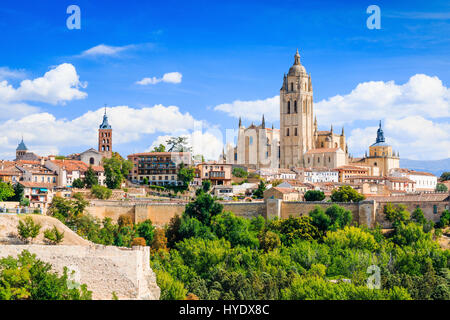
[98,108,112,158]
[280,49,314,168]
[15,137,28,160]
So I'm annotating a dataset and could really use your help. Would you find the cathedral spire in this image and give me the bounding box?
[376,120,385,143]
[238,117,242,128]
[261,114,265,129]
[330,124,333,133]
[341,126,345,136]
[294,49,301,65]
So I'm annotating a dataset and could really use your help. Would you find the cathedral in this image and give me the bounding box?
[229,49,349,169]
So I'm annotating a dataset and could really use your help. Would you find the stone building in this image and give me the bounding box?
[352,121,400,176]
[14,138,40,161]
[98,108,113,159]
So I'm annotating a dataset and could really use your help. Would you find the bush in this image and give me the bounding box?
[324,226,378,251]
[91,185,112,200]
[151,228,168,251]
[118,214,133,229]
[304,190,325,202]
[131,237,147,246]
[232,167,248,178]
[331,186,365,203]
[17,216,41,243]
[136,220,155,245]
[72,178,85,189]
[309,205,352,233]
[43,226,65,245]
[155,269,188,300]
[258,230,281,252]
[267,216,320,245]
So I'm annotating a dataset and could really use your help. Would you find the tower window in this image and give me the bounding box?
[286,128,290,136]
[291,83,293,91]
[287,101,290,114]
[294,128,297,136]
[294,101,297,113]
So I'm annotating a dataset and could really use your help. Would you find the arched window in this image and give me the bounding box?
[294,101,297,113]
[89,157,95,165]
[294,128,297,136]
[107,146,110,151]
[286,128,290,136]
[290,83,294,91]
[102,146,105,151]
[107,139,109,144]
[321,142,324,148]
[287,101,290,114]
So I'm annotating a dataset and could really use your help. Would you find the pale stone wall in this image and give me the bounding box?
[0,245,160,300]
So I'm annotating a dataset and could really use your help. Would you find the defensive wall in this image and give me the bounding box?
[0,244,160,300]
[85,193,450,228]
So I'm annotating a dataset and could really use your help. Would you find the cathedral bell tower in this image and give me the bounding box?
[98,107,112,158]
[280,49,314,168]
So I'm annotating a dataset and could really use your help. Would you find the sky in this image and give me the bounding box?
[0,0,449,161]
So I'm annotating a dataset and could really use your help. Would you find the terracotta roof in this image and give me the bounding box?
[305,148,339,154]
[387,177,415,183]
[19,182,56,188]
[272,187,298,194]
[50,159,103,173]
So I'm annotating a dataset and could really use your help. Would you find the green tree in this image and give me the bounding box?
[437,210,450,228]
[304,190,325,201]
[331,186,365,203]
[440,172,450,181]
[84,166,98,188]
[136,220,155,245]
[142,177,149,185]
[72,178,85,189]
[103,152,133,189]
[232,167,248,178]
[253,180,266,199]
[210,211,259,248]
[0,250,91,300]
[177,163,195,190]
[0,182,15,201]
[184,192,223,225]
[436,183,448,192]
[91,185,112,199]
[7,183,23,202]
[202,180,212,193]
[155,269,188,300]
[152,144,166,152]
[258,230,281,252]
[17,216,41,243]
[166,136,191,152]
[309,205,352,233]
[384,203,410,227]
[411,207,426,225]
[267,216,320,245]
[43,226,65,245]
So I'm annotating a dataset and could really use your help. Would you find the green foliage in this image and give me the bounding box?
[17,216,41,243]
[309,205,352,233]
[84,166,98,188]
[184,192,223,225]
[155,269,188,300]
[103,152,133,189]
[411,207,426,225]
[72,178,85,189]
[166,136,191,152]
[152,144,166,152]
[142,177,149,185]
[258,230,281,252]
[324,226,378,251]
[91,185,112,199]
[177,163,195,191]
[6,183,23,202]
[252,180,266,199]
[136,220,155,245]
[437,210,450,228]
[232,167,248,178]
[267,216,320,245]
[304,190,325,202]
[331,186,365,203]
[440,172,450,181]
[211,211,259,248]
[436,183,448,192]
[270,179,283,187]
[384,203,410,227]
[0,250,92,300]
[0,182,15,201]
[48,195,88,228]
[43,226,65,245]
[202,180,212,193]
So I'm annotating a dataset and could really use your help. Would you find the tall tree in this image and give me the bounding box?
[152,144,166,152]
[103,152,133,189]
[0,182,15,201]
[84,166,98,188]
[166,136,192,152]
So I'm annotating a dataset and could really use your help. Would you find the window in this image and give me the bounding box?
[317,157,320,163]
[321,142,324,148]
[290,83,293,91]
[294,128,297,136]
[433,205,438,214]
[294,101,297,113]
[90,157,95,165]
[286,128,290,136]
[287,101,290,114]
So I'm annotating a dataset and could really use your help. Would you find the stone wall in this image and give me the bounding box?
[0,244,160,300]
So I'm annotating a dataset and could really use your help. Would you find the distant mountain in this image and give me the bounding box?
[400,158,450,177]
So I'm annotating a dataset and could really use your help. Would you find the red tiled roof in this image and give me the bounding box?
[272,187,298,194]
[19,182,56,188]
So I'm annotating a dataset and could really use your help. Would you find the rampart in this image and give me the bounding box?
[0,244,160,300]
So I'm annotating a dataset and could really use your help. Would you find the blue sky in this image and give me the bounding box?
[0,0,449,160]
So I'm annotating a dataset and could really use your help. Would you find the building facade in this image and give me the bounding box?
[98,109,113,159]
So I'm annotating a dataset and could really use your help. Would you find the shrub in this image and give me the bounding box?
[17,216,41,243]
[136,220,155,245]
[258,230,281,252]
[131,237,147,246]
[72,178,85,189]
[151,228,168,251]
[155,269,188,300]
[324,226,378,251]
[331,186,365,203]
[304,190,325,202]
[118,214,133,229]
[91,185,112,200]
[43,226,65,245]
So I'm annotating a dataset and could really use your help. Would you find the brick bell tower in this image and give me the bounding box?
[98,107,112,158]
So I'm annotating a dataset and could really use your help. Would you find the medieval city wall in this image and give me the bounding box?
[0,244,160,300]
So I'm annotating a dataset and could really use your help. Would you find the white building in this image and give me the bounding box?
[390,168,437,192]
[294,167,339,183]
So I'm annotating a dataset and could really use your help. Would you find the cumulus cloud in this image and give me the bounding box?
[315,74,450,126]
[148,130,224,161]
[136,72,183,85]
[214,95,279,122]
[80,44,134,57]
[0,63,87,106]
[0,67,26,80]
[0,104,209,159]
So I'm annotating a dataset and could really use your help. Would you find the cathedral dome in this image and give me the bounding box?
[288,49,307,76]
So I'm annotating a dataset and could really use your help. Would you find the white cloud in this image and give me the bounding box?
[315,74,450,126]
[214,95,279,122]
[148,130,224,161]
[80,44,133,57]
[348,117,450,160]
[136,72,183,85]
[0,104,208,159]
[0,63,87,106]
[0,67,26,80]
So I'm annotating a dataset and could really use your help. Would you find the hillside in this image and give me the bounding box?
[400,158,450,177]
[0,214,91,245]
